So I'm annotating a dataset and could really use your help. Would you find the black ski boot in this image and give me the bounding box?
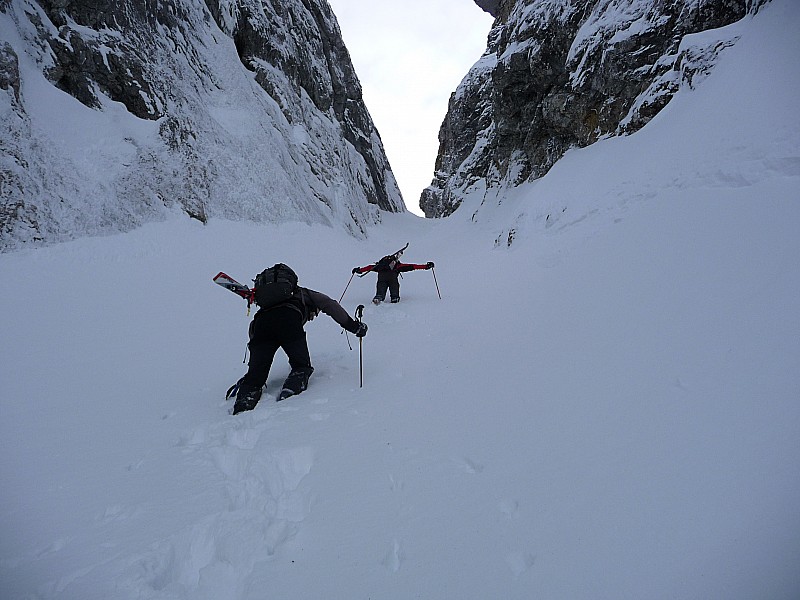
[233,384,262,414]
[277,367,314,401]
[390,297,400,303]
[372,296,383,305]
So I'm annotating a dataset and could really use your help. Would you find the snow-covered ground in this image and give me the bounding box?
[1,1,799,598]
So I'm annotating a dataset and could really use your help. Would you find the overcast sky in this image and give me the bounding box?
[326,0,494,215]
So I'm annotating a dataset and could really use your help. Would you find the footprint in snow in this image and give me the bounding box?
[96,504,140,524]
[34,538,70,558]
[506,551,536,577]
[224,422,265,450]
[455,456,484,474]
[497,498,519,519]
[382,539,403,572]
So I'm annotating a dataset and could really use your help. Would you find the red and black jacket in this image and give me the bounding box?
[354,261,429,276]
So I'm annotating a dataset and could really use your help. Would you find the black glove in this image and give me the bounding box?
[353,321,367,338]
[426,261,434,269]
[352,267,360,274]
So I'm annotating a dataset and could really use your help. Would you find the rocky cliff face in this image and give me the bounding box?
[420,0,766,218]
[0,0,404,251]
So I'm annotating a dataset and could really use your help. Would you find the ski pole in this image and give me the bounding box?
[339,272,355,303]
[431,267,442,299]
[355,304,364,388]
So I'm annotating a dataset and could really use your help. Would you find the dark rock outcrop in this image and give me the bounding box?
[421,0,762,218]
[474,0,501,17]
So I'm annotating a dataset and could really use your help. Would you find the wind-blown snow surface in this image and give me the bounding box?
[1,1,799,598]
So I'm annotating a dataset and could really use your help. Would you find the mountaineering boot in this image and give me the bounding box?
[372,296,382,305]
[277,367,314,401]
[233,384,262,414]
[390,297,400,303]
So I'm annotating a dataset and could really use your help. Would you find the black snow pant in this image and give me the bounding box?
[375,272,400,302]
[240,306,314,396]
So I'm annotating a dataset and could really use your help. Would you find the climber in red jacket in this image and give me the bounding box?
[352,250,433,304]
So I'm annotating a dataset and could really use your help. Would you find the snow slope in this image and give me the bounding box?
[1,1,799,598]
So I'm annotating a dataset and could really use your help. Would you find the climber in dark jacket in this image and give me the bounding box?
[353,253,434,304]
[233,274,367,414]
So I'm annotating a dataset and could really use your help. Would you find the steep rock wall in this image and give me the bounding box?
[421,0,763,218]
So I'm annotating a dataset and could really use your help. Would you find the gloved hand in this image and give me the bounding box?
[352,267,360,274]
[426,261,434,269]
[353,321,368,338]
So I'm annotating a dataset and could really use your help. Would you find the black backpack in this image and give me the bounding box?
[375,254,399,272]
[253,263,298,308]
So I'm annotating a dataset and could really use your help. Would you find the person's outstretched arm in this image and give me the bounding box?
[396,261,434,272]
[306,288,367,335]
[352,264,376,275]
